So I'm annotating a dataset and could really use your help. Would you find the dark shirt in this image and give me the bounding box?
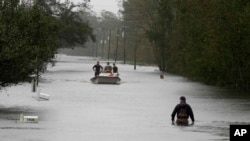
[171,103,194,122]
[93,64,103,76]
[113,66,118,73]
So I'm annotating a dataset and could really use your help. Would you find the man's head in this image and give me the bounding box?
[180,96,186,103]
[107,62,110,65]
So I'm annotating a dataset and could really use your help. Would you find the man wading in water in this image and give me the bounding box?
[171,96,195,126]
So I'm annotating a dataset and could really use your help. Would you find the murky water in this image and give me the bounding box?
[1,55,250,141]
[167,75,250,141]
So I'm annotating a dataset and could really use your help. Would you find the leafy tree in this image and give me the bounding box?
[0,0,60,87]
[0,0,95,88]
[55,0,95,47]
[121,0,250,90]
[161,0,250,89]
[121,0,155,66]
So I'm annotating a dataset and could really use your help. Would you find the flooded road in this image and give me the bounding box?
[1,54,250,141]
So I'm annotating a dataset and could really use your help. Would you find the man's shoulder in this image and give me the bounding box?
[175,104,182,108]
[177,103,190,108]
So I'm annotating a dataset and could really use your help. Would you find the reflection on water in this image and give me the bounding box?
[188,121,229,140]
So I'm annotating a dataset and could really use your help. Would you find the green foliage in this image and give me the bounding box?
[0,0,94,88]
[121,0,156,65]
[160,0,250,89]
[122,0,250,90]
[0,0,60,87]
[56,1,95,47]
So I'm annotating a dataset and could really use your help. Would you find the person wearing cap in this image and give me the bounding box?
[171,96,195,126]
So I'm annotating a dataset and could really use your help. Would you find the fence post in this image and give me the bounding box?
[30,74,37,92]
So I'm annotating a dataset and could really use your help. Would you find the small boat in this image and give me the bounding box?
[90,73,121,84]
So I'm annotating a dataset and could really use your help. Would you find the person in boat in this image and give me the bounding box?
[92,61,103,76]
[171,96,195,126]
[104,62,112,73]
[112,63,118,73]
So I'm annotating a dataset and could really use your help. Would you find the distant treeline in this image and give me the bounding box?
[122,0,250,90]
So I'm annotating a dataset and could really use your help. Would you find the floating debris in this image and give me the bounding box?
[19,113,38,123]
[38,92,50,100]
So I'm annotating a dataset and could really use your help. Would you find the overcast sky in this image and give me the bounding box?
[71,0,121,15]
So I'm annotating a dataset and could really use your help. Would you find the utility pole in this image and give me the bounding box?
[95,42,98,58]
[134,36,137,70]
[107,30,111,60]
[101,29,106,59]
[115,29,119,62]
[101,39,104,58]
[134,23,138,70]
[122,27,126,64]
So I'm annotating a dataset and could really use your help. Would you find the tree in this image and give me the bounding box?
[0,0,60,87]
[121,0,155,66]
[0,0,95,88]
[121,0,250,90]
[160,0,250,89]
[56,0,95,48]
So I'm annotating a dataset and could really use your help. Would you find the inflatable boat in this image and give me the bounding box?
[90,73,121,84]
